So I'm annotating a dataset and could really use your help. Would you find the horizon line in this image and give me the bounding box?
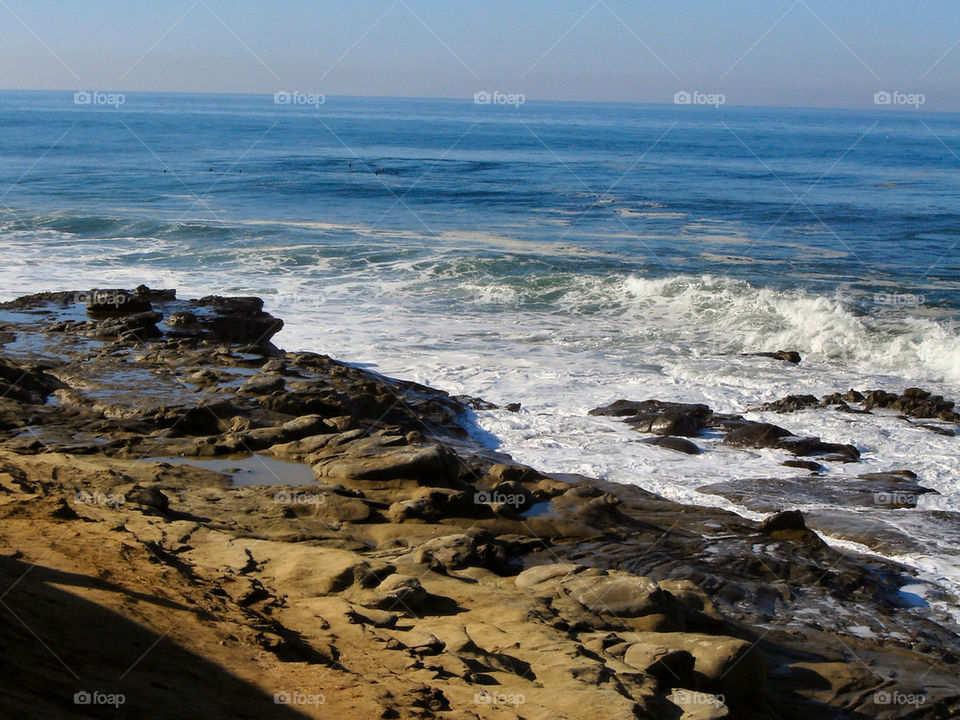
[1,87,956,116]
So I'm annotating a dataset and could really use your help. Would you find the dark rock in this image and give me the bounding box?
[723,422,793,448]
[760,394,819,413]
[82,288,153,316]
[760,510,806,533]
[183,296,284,346]
[641,436,701,455]
[127,485,170,513]
[239,374,286,395]
[782,459,822,472]
[591,400,712,437]
[750,350,802,364]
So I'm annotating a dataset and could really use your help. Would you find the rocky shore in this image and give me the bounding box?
[0,287,957,719]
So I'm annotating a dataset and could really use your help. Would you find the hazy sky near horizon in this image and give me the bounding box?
[1,0,958,110]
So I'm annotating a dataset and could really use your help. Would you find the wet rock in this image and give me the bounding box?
[317,444,460,486]
[782,459,822,472]
[722,422,792,448]
[82,288,153,316]
[750,350,802,364]
[0,358,64,404]
[239,374,286,395]
[183,296,284,346]
[642,436,701,454]
[760,394,819,413]
[759,510,806,533]
[592,400,712,437]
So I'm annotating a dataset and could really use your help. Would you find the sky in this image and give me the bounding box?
[1,0,958,110]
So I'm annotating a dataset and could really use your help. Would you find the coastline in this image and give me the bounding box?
[0,287,957,719]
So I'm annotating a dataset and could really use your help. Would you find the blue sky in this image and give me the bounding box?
[1,0,958,109]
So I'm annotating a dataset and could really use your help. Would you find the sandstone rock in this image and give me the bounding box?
[627,632,766,699]
[515,563,584,590]
[318,444,459,486]
[623,643,695,688]
[565,574,667,618]
[126,485,170,513]
[370,574,427,610]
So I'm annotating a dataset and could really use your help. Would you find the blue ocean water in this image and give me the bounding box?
[1,91,958,309]
[2,91,960,596]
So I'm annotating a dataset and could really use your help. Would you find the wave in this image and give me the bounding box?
[619,274,960,385]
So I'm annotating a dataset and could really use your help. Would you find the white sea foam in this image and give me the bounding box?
[1,233,958,601]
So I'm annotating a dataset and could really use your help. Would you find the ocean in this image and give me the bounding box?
[1,90,959,601]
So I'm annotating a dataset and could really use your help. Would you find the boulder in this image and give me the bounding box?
[642,436,701,454]
[565,574,667,618]
[722,423,793,448]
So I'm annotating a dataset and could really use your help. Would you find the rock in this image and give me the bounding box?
[348,607,398,628]
[591,400,712,437]
[782,459,822,472]
[166,311,198,327]
[751,350,802,364]
[396,631,445,656]
[722,422,793,448]
[760,394,819,413]
[409,531,507,573]
[318,445,459,485]
[565,574,667,618]
[126,485,170,513]
[370,574,427,611]
[184,295,284,346]
[239,374,285,395]
[623,643,695,688]
[486,463,542,484]
[515,563,584,589]
[504,403,521,412]
[759,510,806,533]
[642,436,701,454]
[83,288,153,316]
[630,632,766,699]
[387,498,438,523]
